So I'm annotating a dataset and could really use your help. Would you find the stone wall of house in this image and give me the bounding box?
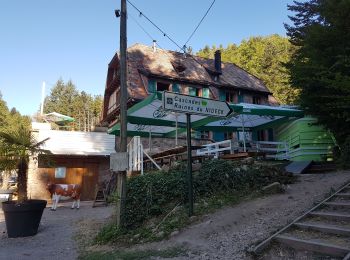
[27,156,49,200]
[114,136,212,154]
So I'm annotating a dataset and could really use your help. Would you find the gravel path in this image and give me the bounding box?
[135,171,350,259]
[0,201,113,260]
[1,171,350,260]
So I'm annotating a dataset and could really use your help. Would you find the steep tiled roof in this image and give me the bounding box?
[125,43,270,95]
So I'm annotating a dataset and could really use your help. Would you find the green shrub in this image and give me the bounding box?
[338,136,350,169]
[116,160,292,229]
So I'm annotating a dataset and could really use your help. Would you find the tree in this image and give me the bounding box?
[43,79,103,131]
[0,127,49,202]
[44,79,80,118]
[0,93,31,189]
[0,93,30,134]
[285,0,350,148]
[197,35,298,104]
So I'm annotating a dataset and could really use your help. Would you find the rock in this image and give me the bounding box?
[241,165,248,171]
[242,157,254,164]
[170,230,179,237]
[156,231,164,238]
[192,163,202,172]
[133,234,140,239]
[262,182,284,194]
[190,216,197,222]
[161,164,170,172]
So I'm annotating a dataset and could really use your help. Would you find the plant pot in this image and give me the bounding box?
[2,199,47,238]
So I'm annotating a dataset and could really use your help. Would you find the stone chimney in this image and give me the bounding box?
[214,50,222,75]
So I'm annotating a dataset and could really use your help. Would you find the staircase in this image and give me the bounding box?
[305,161,337,173]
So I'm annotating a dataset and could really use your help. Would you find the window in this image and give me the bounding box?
[112,69,119,80]
[55,167,66,178]
[108,90,117,114]
[188,86,209,97]
[253,96,261,104]
[157,82,170,91]
[224,132,235,140]
[200,131,210,139]
[225,91,236,103]
[257,130,265,141]
[188,87,197,96]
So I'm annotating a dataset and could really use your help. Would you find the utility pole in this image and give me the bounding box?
[116,0,128,227]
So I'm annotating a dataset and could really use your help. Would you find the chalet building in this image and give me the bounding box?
[27,123,115,201]
[102,43,277,144]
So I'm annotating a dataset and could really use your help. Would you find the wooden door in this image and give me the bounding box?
[81,163,98,200]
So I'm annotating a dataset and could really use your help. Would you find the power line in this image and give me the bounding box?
[127,1,213,74]
[183,0,216,48]
[127,0,184,51]
[128,13,155,42]
[129,13,178,62]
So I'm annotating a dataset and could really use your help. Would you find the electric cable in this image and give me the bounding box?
[127,0,184,51]
[183,0,216,48]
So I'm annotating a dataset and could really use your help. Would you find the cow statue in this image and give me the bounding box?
[47,183,81,211]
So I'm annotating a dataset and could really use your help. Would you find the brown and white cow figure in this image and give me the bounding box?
[47,184,81,211]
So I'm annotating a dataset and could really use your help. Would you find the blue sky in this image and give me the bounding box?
[0,0,294,116]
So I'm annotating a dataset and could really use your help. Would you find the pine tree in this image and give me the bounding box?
[285,0,350,147]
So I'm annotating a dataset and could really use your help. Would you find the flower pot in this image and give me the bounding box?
[2,199,47,238]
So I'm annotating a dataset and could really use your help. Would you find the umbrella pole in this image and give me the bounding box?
[242,117,246,152]
[149,126,152,152]
[175,113,178,147]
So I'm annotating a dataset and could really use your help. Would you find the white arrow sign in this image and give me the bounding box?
[163,91,233,118]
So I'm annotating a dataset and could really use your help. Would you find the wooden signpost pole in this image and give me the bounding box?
[186,113,193,216]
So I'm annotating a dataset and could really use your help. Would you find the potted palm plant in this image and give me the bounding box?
[0,126,49,238]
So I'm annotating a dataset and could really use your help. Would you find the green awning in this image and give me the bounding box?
[108,92,304,136]
[108,92,225,137]
[196,103,304,132]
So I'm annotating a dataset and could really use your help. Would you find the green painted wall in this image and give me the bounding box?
[276,117,335,161]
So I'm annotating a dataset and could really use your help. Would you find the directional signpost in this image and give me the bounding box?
[163,91,233,216]
[163,91,233,117]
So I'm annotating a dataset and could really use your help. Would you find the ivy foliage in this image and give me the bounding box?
[122,160,293,229]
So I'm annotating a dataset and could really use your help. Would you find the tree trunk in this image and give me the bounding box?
[17,158,28,203]
[1,170,11,189]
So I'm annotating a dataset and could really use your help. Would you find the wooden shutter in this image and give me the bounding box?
[202,88,210,98]
[172,83,180,93]
[218,89,226,101]
[148,79,156,93]
[188,86,196,96]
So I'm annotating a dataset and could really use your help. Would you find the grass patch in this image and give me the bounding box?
[88,160,295,252]
[94,189,270,246]
[80,247,185,260]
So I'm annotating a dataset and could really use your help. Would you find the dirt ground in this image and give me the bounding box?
[0,201,114,260]
[1,171,350,260]
[133,171,350,259]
